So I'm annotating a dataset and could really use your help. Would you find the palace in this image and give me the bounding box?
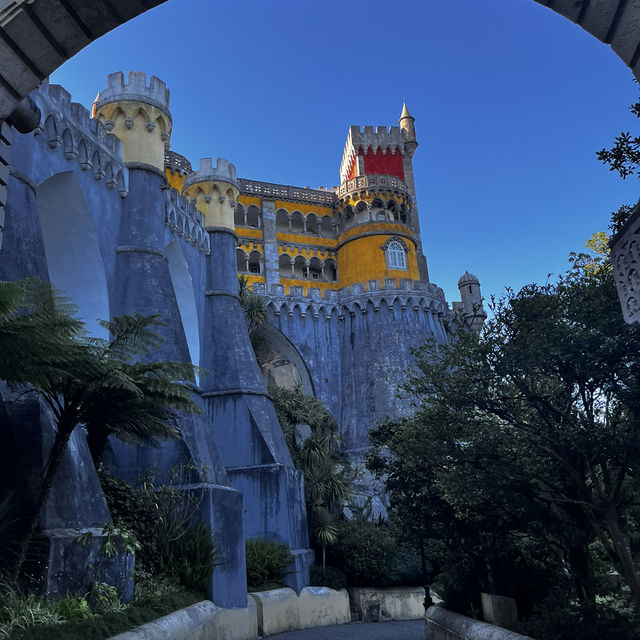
[0,71,485,605]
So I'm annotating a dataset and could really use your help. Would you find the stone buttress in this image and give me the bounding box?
[93,73,247,608]
[183,158,313,592]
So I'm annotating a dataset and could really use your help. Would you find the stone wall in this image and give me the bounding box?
[425,605,534,640]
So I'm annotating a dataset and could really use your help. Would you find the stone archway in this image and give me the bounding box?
[36,171,110,338]
[534,0,640,79]
[0,0,168,120]
[1,1,639,123]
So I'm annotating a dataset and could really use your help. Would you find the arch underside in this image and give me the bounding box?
[254,322,314,395]
[534,0,640,79]
[1,1,639,125]
[0,0,168,119]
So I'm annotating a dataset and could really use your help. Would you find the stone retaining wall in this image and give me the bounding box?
[349,586,425,621]
[107,586,350,640]
[425,605,534,640]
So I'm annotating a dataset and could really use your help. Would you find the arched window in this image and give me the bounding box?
[387,240,407,270]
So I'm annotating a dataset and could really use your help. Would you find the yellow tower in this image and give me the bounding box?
[182,158,239,230]
[92,71,171,172]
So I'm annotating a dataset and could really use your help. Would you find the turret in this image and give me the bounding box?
[399,102,418,157]
[457,271,487,333]
[182,158,239,230]
[92,71,171,171]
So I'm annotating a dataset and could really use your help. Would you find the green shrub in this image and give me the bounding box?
[88,583,126,615]
[9,589,203,640]
[0,589,63,638]
[327,516,421,587]
[309,564,347,590]
[133,571,181,601]
[99,471,161,573]
[50,595,94,622]
[523,592,640,640]
[100,469,217,591]
[245,539,293,591]
[157,522,217,592]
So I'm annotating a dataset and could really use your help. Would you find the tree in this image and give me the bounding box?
[596,91,640,233]
[238,275,267,339]
[0,281,199,581]
[0,279,85,386]
[269,384,350,570]
[370,255,640,610]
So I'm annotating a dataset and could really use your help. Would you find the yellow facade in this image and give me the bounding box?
[236,227,263,240]
[238,195,262,208]
[183,180,239,229]
[241,274,265,288]
[165,168,186,191]
[276,232,336,248]
[337,223,418,288]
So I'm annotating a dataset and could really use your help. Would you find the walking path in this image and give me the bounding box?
[269,620,424,640]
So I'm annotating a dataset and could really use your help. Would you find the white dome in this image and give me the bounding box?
[458,271,480,287]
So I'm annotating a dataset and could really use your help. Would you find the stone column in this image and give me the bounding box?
[261,199,279,288]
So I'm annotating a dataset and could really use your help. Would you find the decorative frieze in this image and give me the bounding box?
[611,203,640,326]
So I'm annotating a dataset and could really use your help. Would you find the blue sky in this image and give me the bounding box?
[51,0,639,304]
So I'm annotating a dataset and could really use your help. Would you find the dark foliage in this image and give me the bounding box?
[308,564,348,591]
[245,539,293,592]
[9,589,203,640]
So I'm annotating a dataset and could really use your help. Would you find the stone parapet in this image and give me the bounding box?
[29,80,129,197]
[164,187,210,254]
[348,586,425,622]
[238,178,336,206]
[184,157,237,191]
[164,150,192,175]
[93,71,170,116]
[108,600,258,640]
[336,173,408,199]
[425,605,533,640]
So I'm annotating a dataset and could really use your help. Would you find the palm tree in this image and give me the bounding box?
[238,275,267,338]
[0,280,199,581]
[269,385,350,572]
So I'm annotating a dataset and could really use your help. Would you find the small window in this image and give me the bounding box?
[249,263,260,274]
[387,240,406,269]
[312,273,319,280]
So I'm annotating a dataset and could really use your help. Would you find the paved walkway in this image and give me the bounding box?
[269,620,424,640]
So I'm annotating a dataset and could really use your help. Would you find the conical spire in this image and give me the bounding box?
[400,101,413,120]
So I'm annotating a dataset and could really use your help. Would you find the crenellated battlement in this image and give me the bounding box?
[164,187,210,254]
[183,157,238,191]
[251,277,451,320]
[93,71,170,115]
[31,80,129,197]
[340,125,405,183]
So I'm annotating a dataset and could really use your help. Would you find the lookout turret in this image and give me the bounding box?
[399,102,418,158]
[457,271,487,333]
[92,71,171,171]
[182,158,239,230]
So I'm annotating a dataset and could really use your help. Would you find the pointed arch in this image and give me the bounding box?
[165,239,200,368]
[36,171,109,339]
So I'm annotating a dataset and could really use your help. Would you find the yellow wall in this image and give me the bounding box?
[337,227,418,288]
[242,274,265,289]
[165,168,186,192]
[237,227,263,240]
[276,232,336,248]
[238,195,262,208]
